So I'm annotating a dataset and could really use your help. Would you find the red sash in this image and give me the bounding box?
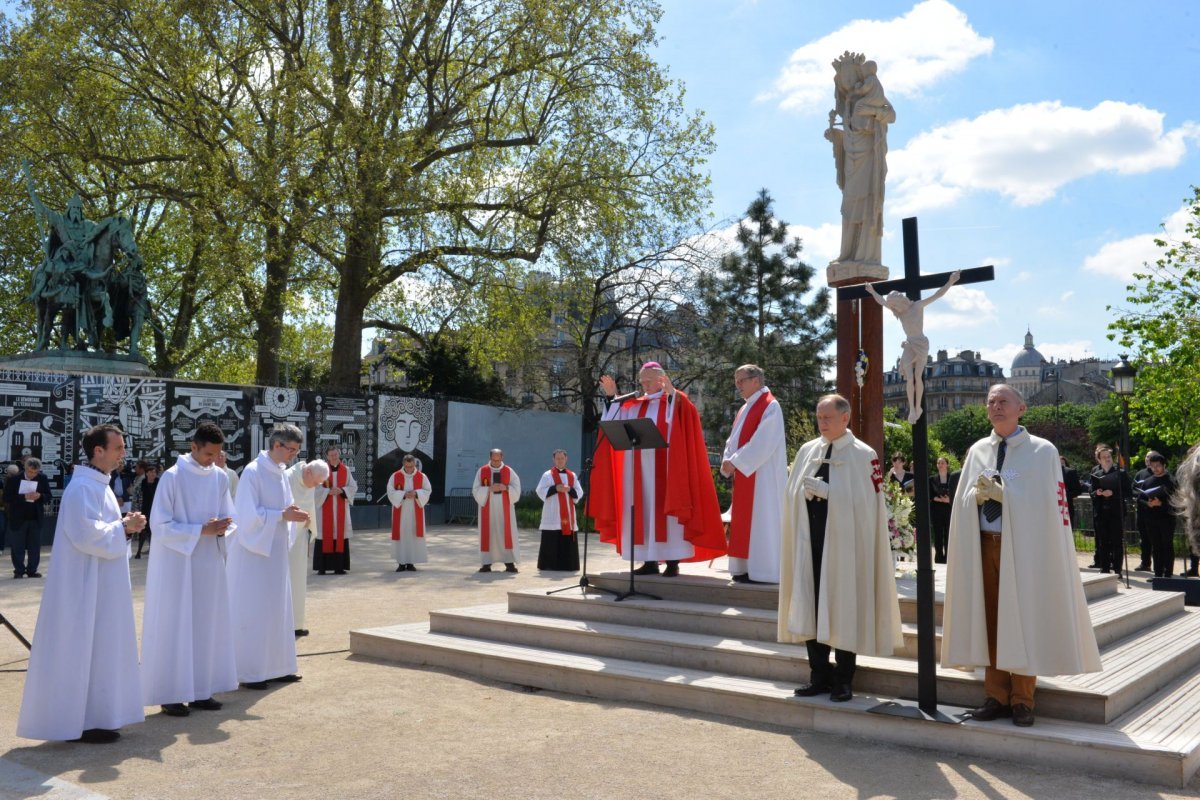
[480,464,513,551]
[391,470,426,540]
[553,469,577,535]
[728,391,773,559]
[321,462,349,553]
[630,396,669,544]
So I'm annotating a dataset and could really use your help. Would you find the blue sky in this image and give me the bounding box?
[654,0,1200,374]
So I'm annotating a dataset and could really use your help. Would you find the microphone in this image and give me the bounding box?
[609,390,640,404]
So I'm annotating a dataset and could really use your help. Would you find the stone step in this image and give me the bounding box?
[584,569,1121,624]
[349,622,1199,788]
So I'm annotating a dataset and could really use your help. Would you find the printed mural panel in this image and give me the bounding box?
[314,393,373,502]
[251,386,317,460]
[77,375,167,463]
[167,383,251,469]
[373,395,440,502]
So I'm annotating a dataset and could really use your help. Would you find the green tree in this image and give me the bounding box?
[694,188,832,441]
[1108,186,1200,446]
[398,340,509,403]
[931,405,991,459]
[884,408,959,473]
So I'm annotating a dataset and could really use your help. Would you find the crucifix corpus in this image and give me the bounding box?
[837,216,994,722]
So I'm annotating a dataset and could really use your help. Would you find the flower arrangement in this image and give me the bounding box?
[883,479,916,560]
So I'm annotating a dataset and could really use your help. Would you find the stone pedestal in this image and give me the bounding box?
[0,351,154,377]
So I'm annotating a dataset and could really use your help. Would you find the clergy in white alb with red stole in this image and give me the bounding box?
[142,421,238,718]
[17,424,147,744]
[473,449,521,572]
[286,458,328,637]
[227,424,311,689]
[778,394,902,703]
[535,449,585,571]
[387,454,431,572]
[313,445,357,575]
[720,364,786,584]
[941,384,1101,728]
[591,363,726,577]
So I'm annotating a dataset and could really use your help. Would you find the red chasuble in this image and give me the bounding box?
[480,464,514,551]
[321,462,349,553]
[588,390,726,562]
[727,390,774,559]
[391,470,426,540]
[553,469,577,535]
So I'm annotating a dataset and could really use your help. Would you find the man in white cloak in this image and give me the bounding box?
[941,384,1101,727]
[17,424,147,743]
[286,458,328,637]
[473,448,521,572]
[227,423,310,689]
[387,454,432,572]
[313,445,356,575]
[720,364,785,584]
[142,421,238,717]
[778,394,901,702]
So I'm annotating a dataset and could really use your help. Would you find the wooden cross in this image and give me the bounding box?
[837,217,995,721]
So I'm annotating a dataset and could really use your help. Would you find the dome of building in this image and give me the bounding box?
[1012,329,1046,370]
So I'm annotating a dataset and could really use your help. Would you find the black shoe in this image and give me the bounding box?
[1136,562,1151,571]
[478,564,492,573]
[505,563,518,573]
[269,674,302,683]
[14,572,24,579]
[334,569,346,575]
[1187,569,1200,578]
[633,562,660,575]
[967,697,1012,721]
[407,564,417,572]
[294,629,309,637]
[242,681,270,690]
[161,703,190,717]
[1012,703,1035,727]
[662,561,680,577]
[188,698,223,711]
[27,572,42,578]
[396,564,405,572]
[793,682,832,697]
[1100,568,1111,574]
[134,553,141,559]
[72,728,120,744]
[318,570,327,575]
[731,573,751,583]
[830,683,853,702]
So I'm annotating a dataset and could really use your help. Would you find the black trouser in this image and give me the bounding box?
[1146,517,1176,577]
[8,519,41,575]
[931,511,950,563]
[806,501,856,686]
[1094,512,1123,572]
[1137,516,1152,566]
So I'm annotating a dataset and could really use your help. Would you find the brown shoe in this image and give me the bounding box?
[1012,703,1035,727]
[967,697,1012,721]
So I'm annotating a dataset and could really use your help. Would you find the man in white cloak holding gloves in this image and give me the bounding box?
[778,394,901,702]
[287,457,328,636]
[941,384,1101,727]
[720,364,785,584]
[142,421,238,718]
[17,424,147,744]
[473,448,521,572]
[228,423,311,689]
[388,454,431,572]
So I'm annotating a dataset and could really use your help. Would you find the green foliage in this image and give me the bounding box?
[1022,402,1097,471]
[931,406,992,459]
[398,340,509,403]
[883,407,959,473]
[1108,186,1200,446]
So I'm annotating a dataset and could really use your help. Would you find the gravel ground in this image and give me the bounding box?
[2,526,1197,800]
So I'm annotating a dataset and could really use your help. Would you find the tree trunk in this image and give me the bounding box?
[328,211,380,391]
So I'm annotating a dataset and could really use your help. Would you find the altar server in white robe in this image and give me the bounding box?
[142,421,238,717]
[217,449,239,500]
[17,424,147,744]
[313,445,356,574]
[721,364,786,584]
[286,458,328,636]
[227,424,311,689]
[942,384,1101,728]
[534,449,585,571]
[473,449,521,572]
[778,394,902,703]
[388,454,431,572]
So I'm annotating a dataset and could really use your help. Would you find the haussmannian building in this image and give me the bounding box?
[883,348,1007,425]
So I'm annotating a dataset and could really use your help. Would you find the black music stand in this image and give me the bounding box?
[547,457,618,598]
[0,609,31,650]
[599,417,669,602]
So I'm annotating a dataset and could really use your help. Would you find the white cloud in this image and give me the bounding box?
[761,0,993,113]
[1081,203,1195,280]
[982,339,1095,370]
[1011,270,1033,284]
[925,286,997,331]
[890,102,1200,215]
[1060,290,1075,302]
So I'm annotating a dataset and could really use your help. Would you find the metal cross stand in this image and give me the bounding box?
[837,216,994,723]
[598,417,669,602]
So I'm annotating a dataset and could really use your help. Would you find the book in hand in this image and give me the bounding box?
[1094,470,1121,492]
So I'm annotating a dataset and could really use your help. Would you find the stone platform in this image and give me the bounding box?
[351,567,1200,788]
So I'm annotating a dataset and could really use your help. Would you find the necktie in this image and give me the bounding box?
[982,439,1006,522]
[814,444,833,483]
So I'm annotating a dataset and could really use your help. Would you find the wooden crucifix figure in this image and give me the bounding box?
[837,216,994,721]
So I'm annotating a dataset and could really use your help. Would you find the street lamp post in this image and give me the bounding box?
[1110,355,1138,588]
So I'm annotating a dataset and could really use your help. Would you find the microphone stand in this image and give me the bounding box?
[547,458,617,597]
[0,609,31,650]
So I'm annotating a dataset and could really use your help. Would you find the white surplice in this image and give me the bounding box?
[722,386,786,583]
[286,462,318,628]
[472,464,521,564]
[17,465,144,740]
[386,469,431,564]
[534,469,584,530]
[227,451,297,683]
[142,454,239,706]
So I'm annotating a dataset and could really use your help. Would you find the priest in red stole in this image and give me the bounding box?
[387,454,431,572]
[472,448,521,573]
[313,445,357,575]
[590,362,726,576]
[721,364,785,584]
